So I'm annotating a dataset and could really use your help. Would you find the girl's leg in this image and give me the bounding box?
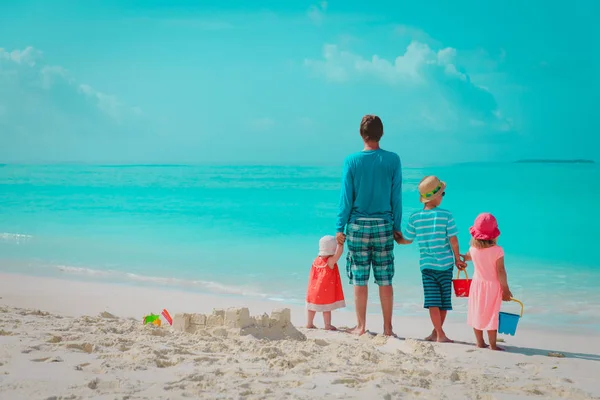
[474,328,486,348]
[323,311,336,331]
[306,310,317,329]
[487,330,504,351]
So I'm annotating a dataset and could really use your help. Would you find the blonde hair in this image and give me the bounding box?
[470,238,497,249]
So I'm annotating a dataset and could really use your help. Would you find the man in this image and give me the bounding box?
[336,114,402,336]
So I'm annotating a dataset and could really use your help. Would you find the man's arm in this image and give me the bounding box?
[336,158,353,235]
[391,156,403,233]
[395,214,415,245]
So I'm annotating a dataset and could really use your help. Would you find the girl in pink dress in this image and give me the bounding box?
[306,235,346,330]
[463,213,513,351]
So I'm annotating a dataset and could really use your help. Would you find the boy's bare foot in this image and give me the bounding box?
[324,325,337,331]
[476,343,488,348]
[305,324,317,329]
[346,326,366,335]
[425,331,437,341]
[490,345,505,351]
[383,329,397,337]
[437,335,454,343]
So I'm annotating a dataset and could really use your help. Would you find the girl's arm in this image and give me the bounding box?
[496,256,512,301]
[327,244,344,269]
[461,251,472,262]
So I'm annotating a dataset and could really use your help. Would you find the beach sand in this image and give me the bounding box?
[1,273,599,399]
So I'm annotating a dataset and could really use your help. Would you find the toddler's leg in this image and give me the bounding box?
[306,310,317,329]
[323,311,337,330]
[487,330,504,351]
[474,329,486,348]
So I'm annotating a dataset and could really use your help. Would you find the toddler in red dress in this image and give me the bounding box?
[306,235,346,330]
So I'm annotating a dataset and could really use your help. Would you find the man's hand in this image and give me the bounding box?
[336,232,346,245]
[393,231,403,243]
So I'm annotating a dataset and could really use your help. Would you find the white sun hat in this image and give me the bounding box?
[318,235,337,256]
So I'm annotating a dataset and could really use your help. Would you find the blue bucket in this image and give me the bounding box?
[498,298,524,336]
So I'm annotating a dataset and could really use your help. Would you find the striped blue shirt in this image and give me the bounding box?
[403,208,458,271]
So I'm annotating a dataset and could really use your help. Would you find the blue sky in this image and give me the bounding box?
[0,0,598,165]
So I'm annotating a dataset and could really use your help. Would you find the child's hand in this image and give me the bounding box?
[502,287,512,301]
[455,258,467,270]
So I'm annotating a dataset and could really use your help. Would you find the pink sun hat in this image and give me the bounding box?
[469,213,500,240]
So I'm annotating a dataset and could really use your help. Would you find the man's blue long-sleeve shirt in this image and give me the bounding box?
[336,149,403,233]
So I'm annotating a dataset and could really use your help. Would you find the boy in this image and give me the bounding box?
[396,175,466,343]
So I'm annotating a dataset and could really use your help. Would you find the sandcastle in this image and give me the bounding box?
[172,307,306,341]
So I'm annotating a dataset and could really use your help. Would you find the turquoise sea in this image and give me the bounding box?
[1,163,599,332]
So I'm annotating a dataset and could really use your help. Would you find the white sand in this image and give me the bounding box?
[1,273,599,400]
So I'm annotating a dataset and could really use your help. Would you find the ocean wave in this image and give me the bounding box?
[56,265,270,299]
[0,232,33,242]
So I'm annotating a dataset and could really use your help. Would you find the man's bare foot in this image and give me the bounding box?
[490,345,505,351]
[476,343,488,348]
[324,325,337,331]
[346,326,366,335]
[305,324,317,329]
[425,331,437,342]
[383,327,397,337]
[437,335,454,343]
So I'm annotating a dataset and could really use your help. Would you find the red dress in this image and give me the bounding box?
[306,256,346,312]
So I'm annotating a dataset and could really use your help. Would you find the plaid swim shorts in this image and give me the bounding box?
[421,268,453,311]
[345,219,395,286]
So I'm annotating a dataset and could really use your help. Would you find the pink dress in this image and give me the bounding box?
[306,256,346,312]
[467,245,504,330]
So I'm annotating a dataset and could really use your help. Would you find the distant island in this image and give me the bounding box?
[515,159,595,164]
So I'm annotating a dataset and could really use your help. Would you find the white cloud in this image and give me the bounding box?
[0,46,139,122]
[0,46,152,162]
[307,1,328,25]
[305,41,463,84]
[304,41,510,131]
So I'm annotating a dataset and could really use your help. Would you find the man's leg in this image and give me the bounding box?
[350,285,368,335]
[372,221,396,336]
[345,222,371,335]
[379,285,394,336]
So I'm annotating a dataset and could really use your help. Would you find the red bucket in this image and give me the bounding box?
[453,269,472,297]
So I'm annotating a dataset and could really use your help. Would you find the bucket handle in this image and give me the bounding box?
[455,268,469,280]
[510,298,524,317]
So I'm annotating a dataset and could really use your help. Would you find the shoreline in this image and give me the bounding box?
[2,266,599,335]
[1,273,600,399]
[1,272,599,352]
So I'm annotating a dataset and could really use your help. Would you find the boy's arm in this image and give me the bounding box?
[396,215,415,245]
[449,236,466,269]
[394,231,413,245]
[391,156,403,234]
[336,158,353,238]
[447,213,466,269]
[327,244,344,269]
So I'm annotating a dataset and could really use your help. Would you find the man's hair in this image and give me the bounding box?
[360,115,384,142]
